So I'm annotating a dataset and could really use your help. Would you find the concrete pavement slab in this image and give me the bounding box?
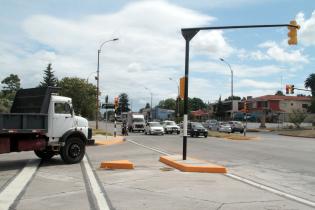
[86,139,313,210]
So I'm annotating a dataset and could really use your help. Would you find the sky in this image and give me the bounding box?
[0,0,314,111]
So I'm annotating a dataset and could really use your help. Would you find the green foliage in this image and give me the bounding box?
[189,97,206,111]
[305,73,315,113]
[0,74,21,112]
[1,74,20,101]
[288,109,307,128]
[158,98,176,110]
[305,73,315,96]
[39,63,58,87]
[145,103,151,109]
[224,96,241,101]
[58,77,97,120]
[117,93,130,114]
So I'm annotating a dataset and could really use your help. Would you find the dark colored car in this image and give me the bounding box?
[188,122,208,138]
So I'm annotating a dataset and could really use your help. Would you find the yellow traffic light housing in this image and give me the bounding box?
[288,20,300,45]
[114,96,119,110]
[179,77,185,100]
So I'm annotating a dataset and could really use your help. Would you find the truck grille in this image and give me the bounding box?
[88,128,92,139]
[135,124,144,128]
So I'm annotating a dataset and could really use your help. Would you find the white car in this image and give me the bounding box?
[145,122,164,135]
[218,122,232,133]
[162,120,180,134]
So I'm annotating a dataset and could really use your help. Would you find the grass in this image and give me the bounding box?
[277,129,315,138]
[208,131,255,141]
[92,129,112,136]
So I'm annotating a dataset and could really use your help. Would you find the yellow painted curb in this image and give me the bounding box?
[94,138,125,146]
[159,155,227,173]
[100,160,134,169]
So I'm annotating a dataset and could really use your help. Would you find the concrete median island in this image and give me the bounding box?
[160,155,227,173]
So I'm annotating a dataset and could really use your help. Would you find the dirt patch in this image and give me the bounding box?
[277,129,315,138]
[208,131,256,141]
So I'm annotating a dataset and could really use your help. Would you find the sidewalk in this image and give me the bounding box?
[86,137,312,210]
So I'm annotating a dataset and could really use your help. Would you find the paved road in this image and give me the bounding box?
[0,121,314,209]
[126,131,315,202]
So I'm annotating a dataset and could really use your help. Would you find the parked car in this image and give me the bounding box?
[145,122,164,135]
[228,121,245,133]
[188,122,208,138]
[162,120,180,134]
[205,119,219,130]
[218,122,232,133]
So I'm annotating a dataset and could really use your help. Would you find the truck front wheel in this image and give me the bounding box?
[60,137,85,164]
[34,149,55,160]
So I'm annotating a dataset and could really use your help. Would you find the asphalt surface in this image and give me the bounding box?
[0,121,314,210]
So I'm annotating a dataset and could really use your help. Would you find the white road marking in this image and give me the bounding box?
[128,139,172,155]
[226,173,315,208]
[82,156,110,210]
[0,159,40,210]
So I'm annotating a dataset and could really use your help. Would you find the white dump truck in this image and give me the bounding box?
[0,87,93,164]
[127,113,145,132]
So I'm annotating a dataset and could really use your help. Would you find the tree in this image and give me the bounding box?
[224,96,241,101]
[1,74,20,100]
[158,98,176,110]
[145,103,151,109]
[0,74,21,112]
[117,93,130,114]
[288,109,307,129]
[58,77,97,119]
[39,63,58,87]
[305,73,315,113]
[275,90,284,96]
[214,96,224,119]
[189,97,206,111]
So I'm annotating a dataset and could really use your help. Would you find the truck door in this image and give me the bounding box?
[52,102,74,138]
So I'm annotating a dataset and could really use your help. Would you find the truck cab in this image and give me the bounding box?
[0,87,93,164]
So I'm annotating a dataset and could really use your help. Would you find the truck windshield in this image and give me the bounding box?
[149,122,161,127]
[133,118,144,123]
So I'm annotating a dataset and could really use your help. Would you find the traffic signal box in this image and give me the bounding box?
[114,96,119,111]
[179,77,185,100]
[285,84,295,94]
[244,100,250,113]
[288,20,300,45]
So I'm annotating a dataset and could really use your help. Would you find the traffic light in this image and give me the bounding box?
[114,96,119,110]
[179,76,185,100]
[291,85,295,94]
[244,100,247,113]
[285,85,290,94]
[288,20,300,45]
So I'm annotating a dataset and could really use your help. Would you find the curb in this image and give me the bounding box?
[159,155,227,173]
[94,136,126,146]
[100,160,134,169]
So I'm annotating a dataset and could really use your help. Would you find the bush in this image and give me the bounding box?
[288,109,307,129]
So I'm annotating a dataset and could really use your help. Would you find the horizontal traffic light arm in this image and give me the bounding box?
[182,24,299,40]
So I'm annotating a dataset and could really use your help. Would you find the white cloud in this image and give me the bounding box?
[237,41,308,64]
[296,10,315,46]
[0,1,237,111]
[237,79,279,89]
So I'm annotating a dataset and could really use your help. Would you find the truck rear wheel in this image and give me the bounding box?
[34,149,55,160]
[60,137,85,164]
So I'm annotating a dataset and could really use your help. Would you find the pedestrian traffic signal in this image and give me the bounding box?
[179,77,185,100]
[114,96,119,110]
[288,20,300,45]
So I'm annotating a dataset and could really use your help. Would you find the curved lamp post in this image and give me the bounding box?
[96,38,119,129]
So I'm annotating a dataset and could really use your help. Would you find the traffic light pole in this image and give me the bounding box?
[181,22,299,160]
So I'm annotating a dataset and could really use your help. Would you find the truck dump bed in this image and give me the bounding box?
[0,87,59,134]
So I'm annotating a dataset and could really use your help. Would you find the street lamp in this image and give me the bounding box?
[219,58,233,101]
[96,38,119,129]
[168,77,180,118]
[144,87,153,120]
